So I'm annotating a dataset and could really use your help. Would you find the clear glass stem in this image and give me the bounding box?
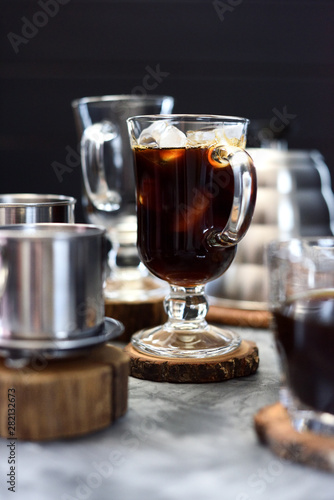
[164,285,209,333]
[131,284,241,358]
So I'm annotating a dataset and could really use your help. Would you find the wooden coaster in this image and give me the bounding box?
[105,297,167,342]
[254,402,334,473]
[206,305,271,329]
[124,340,259,383]
[0,345,129,441]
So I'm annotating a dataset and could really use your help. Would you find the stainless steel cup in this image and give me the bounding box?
[0,194,76,224]
[0,223,106,340]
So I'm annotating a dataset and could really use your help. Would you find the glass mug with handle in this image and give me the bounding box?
[127,115,257,358]
[72,95,174,301]
[268,237,334,435]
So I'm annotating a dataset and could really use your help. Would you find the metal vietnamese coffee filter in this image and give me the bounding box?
[0,223,123,359]
[0,193,76,224]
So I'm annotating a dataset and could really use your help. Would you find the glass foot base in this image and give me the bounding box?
[131,324,241,359]
[291,409,334,436]
[281,387,334,437]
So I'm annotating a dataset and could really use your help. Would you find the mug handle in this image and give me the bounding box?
[207,145,257,247]
[80,121,122,212]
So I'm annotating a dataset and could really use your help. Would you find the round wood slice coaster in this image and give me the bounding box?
[105,297,167,342]
[254,402,334,473]
[0,345,129,441]
[124,340,259,383]
[206,305,272,329]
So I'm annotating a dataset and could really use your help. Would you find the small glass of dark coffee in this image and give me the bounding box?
[126,115,257,358]
[268,238,334,435]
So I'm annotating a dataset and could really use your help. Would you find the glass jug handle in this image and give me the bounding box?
[207,145,257,247]
[80,121,122,212]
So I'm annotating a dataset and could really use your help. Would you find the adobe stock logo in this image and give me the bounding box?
[7,0,71,54]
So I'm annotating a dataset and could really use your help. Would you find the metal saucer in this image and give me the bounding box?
[0,317,124,361]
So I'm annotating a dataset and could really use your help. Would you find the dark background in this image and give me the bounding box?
[1,0,334,222]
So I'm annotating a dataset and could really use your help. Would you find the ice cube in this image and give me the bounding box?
[214,124,245,147]
[138,121,169,146]
[158,125,187,148]
[185,124,245,148]
[223,123,244,139]
[186,129,216,147]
